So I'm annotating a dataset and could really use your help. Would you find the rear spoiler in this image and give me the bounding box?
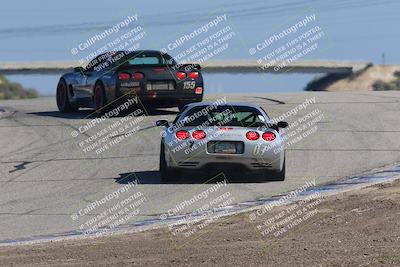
[116,63,201,72]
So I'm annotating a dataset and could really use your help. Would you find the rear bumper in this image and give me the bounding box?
[117,92,202,108]
[163,128,285,172]
[117,79,203,107]
[140,92,202,107]
[166,147,284,172]
[170,161,281,173]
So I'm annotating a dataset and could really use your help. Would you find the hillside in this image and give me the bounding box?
[305,65,400,91]
[0,74,38,100]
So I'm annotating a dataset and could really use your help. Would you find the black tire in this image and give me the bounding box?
[178,102,189,112]
[56,79,75,112]
[93,82,107,115]
[159,143,180,183]
[143,103,155,114]
[266,158,286,181]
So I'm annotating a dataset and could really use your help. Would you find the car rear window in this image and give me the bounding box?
[179,105,266,127]
[128,57,160,65]
[121,53,176,66]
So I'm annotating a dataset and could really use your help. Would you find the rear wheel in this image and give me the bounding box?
[94,82,107,114]
[56,79,75,112]
[160,143,180,183]
[143,103,156,114]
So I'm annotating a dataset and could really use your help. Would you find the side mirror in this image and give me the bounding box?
[277,121,289,128]
[74,66,86,73]
[156,120,169,127]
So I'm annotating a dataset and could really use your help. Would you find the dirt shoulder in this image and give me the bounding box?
[1,179,399,267]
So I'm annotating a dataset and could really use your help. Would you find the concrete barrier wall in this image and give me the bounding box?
[0,60,371,75]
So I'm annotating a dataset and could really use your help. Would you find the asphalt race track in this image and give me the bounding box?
[0,91,399,242]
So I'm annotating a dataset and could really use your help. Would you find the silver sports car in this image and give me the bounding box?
[156,102,288,182]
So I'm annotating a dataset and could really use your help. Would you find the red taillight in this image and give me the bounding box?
[246,131,259,141]
[189,71,199,80]
[133,72,144,80]
[218,127,233,131]
[176,71,186,80]
[262,132,276,141]
[176,130,189,140]
[195,87,203,94]
[153,67,165,73]
[192,130,206,140]
[118,72,130,80]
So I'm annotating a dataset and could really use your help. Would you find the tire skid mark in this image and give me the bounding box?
[0,108,93,159]
[0,109,158,184]
[251,96,286,104]
[0,110,86,183]
[0,111,65,159]
[8,161,31,173]
[1,154,157,164]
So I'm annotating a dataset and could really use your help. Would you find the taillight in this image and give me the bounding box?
[176,130,189,140]
[118,72,130,80]
[195,87,203,94]
[246,131,259,141]
[262,132,276,141]
[153,67,165,73]
[133,72,144,80]
[189,71,199,80]
[176,71,186,80]
[218,127,233,131]
[192,130,206,140]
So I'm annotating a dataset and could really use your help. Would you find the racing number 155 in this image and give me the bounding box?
[183,81,196,90]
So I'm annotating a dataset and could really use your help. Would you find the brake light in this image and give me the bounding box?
[218,127,233,131]
[262,132,276,141]
[153,67,165,73]
[176,71,186,80]
[195,87,203,94]
[189,71,199,80]
[192,130,206,140]
[176,130,189,140]
[118,72,130,80]
[133,72,144,80]
[246,131,259,141]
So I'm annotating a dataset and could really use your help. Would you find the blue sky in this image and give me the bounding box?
[1,0,399,94]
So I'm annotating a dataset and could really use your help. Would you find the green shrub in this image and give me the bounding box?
[373,71,400,91]
[0,74,38,100]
